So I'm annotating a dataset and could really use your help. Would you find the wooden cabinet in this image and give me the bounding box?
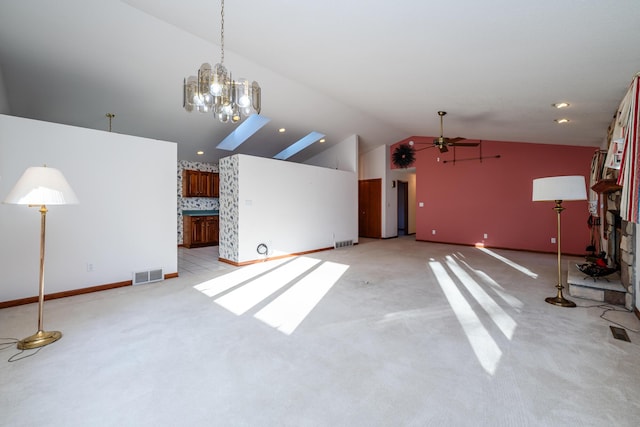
[183,170,219,197]
[212,173,219,197]
[183,215,219,248]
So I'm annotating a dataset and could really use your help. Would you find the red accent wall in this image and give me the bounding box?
[391,138,596,255]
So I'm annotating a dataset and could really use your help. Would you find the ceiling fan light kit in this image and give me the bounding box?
[183,0,261,123]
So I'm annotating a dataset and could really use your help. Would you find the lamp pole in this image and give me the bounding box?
[545,200,576,307]
[17,204,63,349]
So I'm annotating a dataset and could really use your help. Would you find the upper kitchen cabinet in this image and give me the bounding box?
[183,170,219,197]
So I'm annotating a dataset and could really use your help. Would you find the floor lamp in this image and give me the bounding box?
[532,175,587,307]
[3,166,79,349]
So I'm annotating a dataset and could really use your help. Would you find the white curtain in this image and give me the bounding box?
[616,74,640,222]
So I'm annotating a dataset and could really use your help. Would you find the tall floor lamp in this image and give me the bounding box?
[3,166,78,349]
[532,175,587,307]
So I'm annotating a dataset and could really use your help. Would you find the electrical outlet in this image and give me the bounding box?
[87,263,94,272]
[551,237,556,244]
[432,230,436,235]
[483,233,488,239]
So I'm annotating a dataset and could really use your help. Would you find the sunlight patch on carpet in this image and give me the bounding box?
[446,256,517,340]
[255,261,348,335]
[192,255,349,334]
[193,258,289,297]
[430,260,502,375]
[476,247,538,279]
[215,257,321,315]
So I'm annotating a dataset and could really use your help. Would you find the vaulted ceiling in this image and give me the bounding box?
[1,0,639,164]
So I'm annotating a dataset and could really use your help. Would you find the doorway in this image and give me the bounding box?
[397,180,409,236]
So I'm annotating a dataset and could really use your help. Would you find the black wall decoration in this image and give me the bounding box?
[392,143,416,168]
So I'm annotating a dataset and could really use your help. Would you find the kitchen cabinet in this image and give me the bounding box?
[183,170,219,197]
[183,215,219,248]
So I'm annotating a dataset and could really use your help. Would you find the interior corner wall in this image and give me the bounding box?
[359,145,396,238]
[303,135,359,173]
[220,154,358,264]
[0,115,177,302]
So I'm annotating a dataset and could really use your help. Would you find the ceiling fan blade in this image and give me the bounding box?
[415,145,435,152]
[451,142,479,147]
[448,137,466,143]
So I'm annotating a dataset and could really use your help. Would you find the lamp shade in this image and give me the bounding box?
[3,166,79,205]
[532,175,587,202]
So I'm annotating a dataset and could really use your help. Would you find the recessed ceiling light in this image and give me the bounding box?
[552,102,570,109]
[197,150,204,155]
[554,118,570,124]
[319,138,326,143]
[278,128,286,133]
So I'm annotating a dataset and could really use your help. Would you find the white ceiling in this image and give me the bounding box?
[1,0,639,163]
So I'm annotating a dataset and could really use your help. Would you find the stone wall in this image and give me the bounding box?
[620,220,635,310]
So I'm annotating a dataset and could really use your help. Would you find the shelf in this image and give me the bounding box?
[591,179,622,194]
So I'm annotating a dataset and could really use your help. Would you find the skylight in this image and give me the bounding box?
[216,114,271,151]
[273,131,325,160]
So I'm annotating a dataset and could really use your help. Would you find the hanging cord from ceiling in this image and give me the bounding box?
[106,113,115,132]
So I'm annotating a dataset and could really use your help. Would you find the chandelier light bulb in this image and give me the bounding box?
[210,82,223,96]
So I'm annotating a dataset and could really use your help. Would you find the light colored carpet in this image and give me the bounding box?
[1,236,639,427]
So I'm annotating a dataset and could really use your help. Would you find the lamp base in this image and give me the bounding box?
[17,330,62,350]
[545,296,576,308]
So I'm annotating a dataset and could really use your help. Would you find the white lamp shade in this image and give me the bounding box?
[532,175,587,202]
[3,166,79,205]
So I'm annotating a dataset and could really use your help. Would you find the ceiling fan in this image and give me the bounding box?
[431,111,479,153]
[391,110,480,168]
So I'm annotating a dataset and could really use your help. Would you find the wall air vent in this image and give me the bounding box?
[334,240,354,249]
[133,268,164,285]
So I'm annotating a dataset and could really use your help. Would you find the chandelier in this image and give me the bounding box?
[183,0,261,123]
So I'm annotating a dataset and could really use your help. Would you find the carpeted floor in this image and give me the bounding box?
[1,236,639,426]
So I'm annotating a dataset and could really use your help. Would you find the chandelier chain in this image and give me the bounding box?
[220,0,225,65]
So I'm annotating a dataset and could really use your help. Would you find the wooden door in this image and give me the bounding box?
[358,179,382,238]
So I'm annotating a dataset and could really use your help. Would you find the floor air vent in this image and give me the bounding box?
[335,240,354,249]
[133,268,164,285]
[610,326,631,342]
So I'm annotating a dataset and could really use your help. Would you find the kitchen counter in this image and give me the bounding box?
[182,210,219,216]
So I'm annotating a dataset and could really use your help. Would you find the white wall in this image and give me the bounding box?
[0,115,177,302]
[359,145,397,238]
[220,154,357,264]
[304,135,358,173]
